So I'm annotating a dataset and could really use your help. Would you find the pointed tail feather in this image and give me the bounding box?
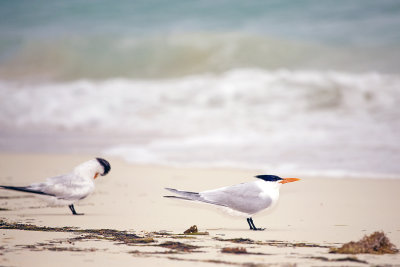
[164,188,202,201]
[164,187,226,207]
[164,195,196,201]
[0,186,54,196]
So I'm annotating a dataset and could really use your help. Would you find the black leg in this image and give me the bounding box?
[247,218,254,230]
[249,217,265,231]
[69,204,84,215]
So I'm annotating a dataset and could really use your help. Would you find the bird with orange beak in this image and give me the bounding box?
[165,175,300,230]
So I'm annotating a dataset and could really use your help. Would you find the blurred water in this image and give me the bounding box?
[1,0,400,79]
[0,0,400,177]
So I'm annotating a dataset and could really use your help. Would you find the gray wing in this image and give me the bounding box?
[28,173,93,200]
[200,182,272,214]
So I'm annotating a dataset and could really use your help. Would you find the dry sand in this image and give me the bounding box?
[1,153,399,266]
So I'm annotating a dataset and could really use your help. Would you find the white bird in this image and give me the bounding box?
[0,158,111,215]
[164,175,300,230]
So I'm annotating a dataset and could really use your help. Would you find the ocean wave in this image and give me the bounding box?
[1,33,400,81]
[1,69,400,176]
[1,69,399,132]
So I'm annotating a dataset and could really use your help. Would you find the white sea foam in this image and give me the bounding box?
[1,69,400,177]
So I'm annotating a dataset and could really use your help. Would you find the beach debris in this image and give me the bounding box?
[159,241,199,252]
[0,220,155,245]
[214,237,329,248]
[226,238,254,244]
[184,225,198,234]
[183,225,209,235]
[221,247,248,254]
[330,231,398,254]
[16,243,100,252]
[14,239,101,253]
[0,245,6,256]
[165,256,251,266]
[214,237,255,244]
[309,256,368,264]
[0,220,74,232]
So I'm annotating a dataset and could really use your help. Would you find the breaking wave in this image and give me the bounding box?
[1,69,400,177]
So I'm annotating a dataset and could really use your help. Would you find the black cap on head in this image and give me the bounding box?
[96,158,111,176]
[255,175,282,182]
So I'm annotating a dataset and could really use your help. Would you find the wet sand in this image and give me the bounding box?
[1,153,399,266]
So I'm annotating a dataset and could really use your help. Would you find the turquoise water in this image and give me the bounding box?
[1,0,400,177]
[1,0,400,79]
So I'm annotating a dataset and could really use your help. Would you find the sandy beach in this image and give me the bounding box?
[2,1,400,266]
[0,153,399,266]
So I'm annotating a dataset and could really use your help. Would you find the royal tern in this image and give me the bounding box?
[164,175,300,230]
[0,158,111,215]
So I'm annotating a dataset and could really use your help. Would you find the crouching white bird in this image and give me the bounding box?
[0,158,111,215]
[164,175,300,230]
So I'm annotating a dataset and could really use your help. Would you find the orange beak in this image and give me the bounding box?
[94,173,99,179]
[279,178,301,184]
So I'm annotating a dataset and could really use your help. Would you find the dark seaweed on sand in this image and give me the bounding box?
[214,237,329,248]
[0,220,155,245]
[309,256,368,264]
[159,241,200,252]
[330,231,398,255]
[221,247,248,254]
